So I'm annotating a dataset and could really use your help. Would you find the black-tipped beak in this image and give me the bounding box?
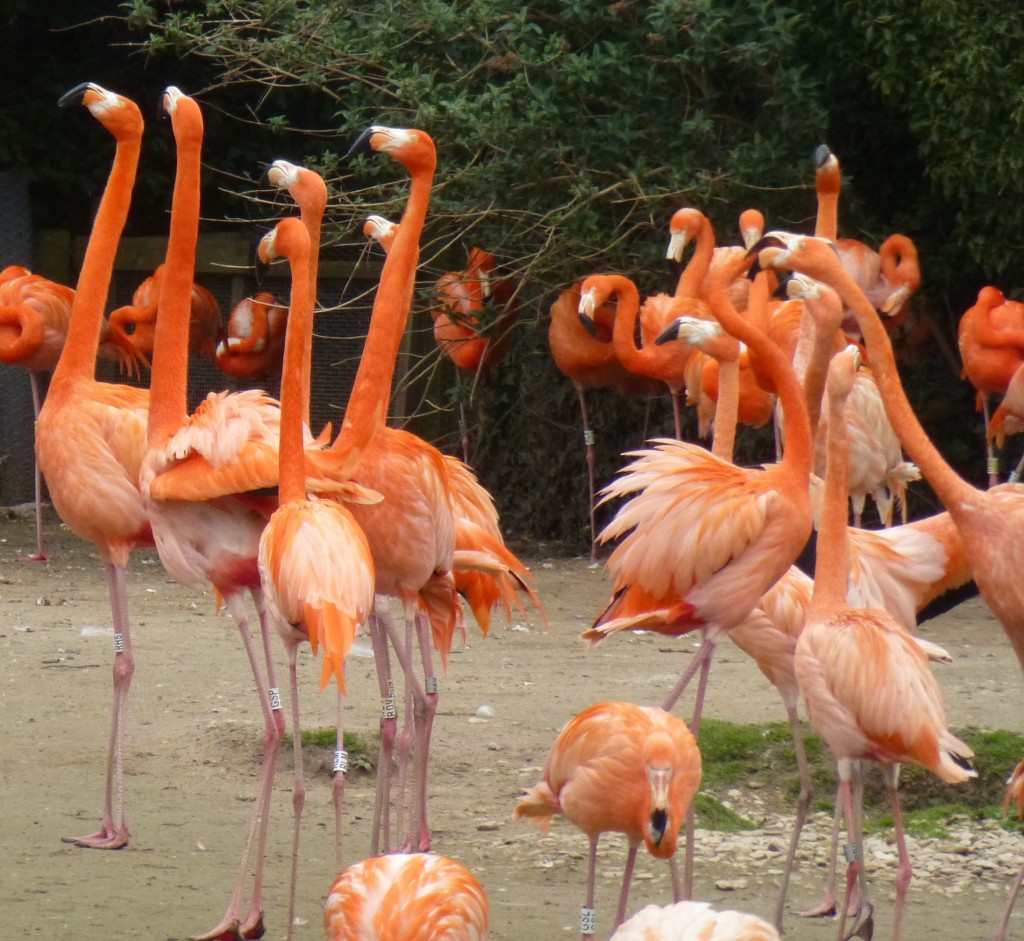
[58,82,92,109]
[254,244,270,287]
[745,234,788,281]
[655,320,681,346]
[814,143,832,168]
[650,808,668,847]
[578,311,599,338]
[347,126,375,158]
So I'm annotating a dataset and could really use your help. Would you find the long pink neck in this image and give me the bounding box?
[810,380,851,619]
[712,359,739,462]
[50,129,141,392]
[674,216,715,299]
[296,173,326,428]
[149,102,202,446]
[332,156,434,456]
[709,261,812,477]
[826,259,976,510]
[602,274,649,371]
[279,226,313,505]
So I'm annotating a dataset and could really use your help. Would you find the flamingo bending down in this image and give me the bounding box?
[107,261,222,360]
[548,281,660,560]
[793,345,975,941]
[0,269,143,561]
[432,245,518,462]
[35,82,153,851]
[324,853,488,941]
[214,292,287,380]
[610,900,780,941]
[958,285,1024,485]
[515,701,701,941]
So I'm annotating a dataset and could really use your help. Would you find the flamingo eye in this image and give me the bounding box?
[124,321,136,336]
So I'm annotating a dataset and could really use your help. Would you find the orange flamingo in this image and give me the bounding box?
[586,250,814,737]
[610,900,780,941]
[793,345,975,941]
[432,246,518,462]
[256,215,376,938]
[515,701,701,941]
[324,853,488,941]
[578,274,695,439]
[752,230,1024,674]
[548,281,660,559]
[214,292,287,379]
[665,207,751,313]
[0,268,142,561]
[34,82,153,851]
[107,261,222,360]
[958,285,1024,485]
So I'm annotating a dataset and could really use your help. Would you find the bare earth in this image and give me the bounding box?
[2,507,1023,940]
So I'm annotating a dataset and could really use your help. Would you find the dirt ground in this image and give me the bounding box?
[2,507,1024,940]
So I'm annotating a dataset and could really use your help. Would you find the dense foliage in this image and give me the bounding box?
[6,0,1018,546]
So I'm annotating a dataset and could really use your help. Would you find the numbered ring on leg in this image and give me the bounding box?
[333,749,349,775]
[580,906,596,934]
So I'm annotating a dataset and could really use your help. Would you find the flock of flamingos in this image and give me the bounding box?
[5,78,1024,941]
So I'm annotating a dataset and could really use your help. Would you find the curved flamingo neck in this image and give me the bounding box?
[811,371,851,619]
[708,259,812,478]
[805,245,976,510]
[674,215,715,300]
[0,305,45,364]
[712,358,739,461]
[277,222,313,505]
[149,99,203,446]
[295,171,327,428]
[598,275,646,370]
[815,157,841,241]
[332,144,436,457]
[50,124,142,393]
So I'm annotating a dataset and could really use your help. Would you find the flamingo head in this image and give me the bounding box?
[59,82,143,140]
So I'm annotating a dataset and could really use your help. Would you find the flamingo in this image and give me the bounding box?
[324,853,488,941]
[610,900,780,941]
[432,245,518,462]
[793,344,975,941]
[584,249,814,737]
[0,268,143,561]
[107,261,222,360]
[256,215,376,938]
[957,285,1024,485]
[515,700,701,941]
[664,207,751,313]
[214,292,287,379]
[548,281,660,560]
[34,81,153,851]
[752,230,1024,675]
[577,274,695,439]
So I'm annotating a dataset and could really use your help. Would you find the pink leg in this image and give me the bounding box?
[64,563,134,849]
[776,698,816,928]
[993,860,1024,941]
[581,837,599,941]
[884,765,911,941]
[671,390,684,440]
[796,783,844,919]
[614,842,640,929]
[282,641,305,941]
[193,592,283,941]
[835,761,873,941]
[410,609,439,852]
[576,383,598,562]
[983,396,1000,488]
[21,371,48,563]
[332,683,347,870]
[661,630,718,716]
[368,604,398,855]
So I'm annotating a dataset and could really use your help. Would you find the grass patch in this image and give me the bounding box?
[694,792,758,831]
[284,729,376,773]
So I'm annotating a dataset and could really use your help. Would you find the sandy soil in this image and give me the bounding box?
[1,507,1023,940]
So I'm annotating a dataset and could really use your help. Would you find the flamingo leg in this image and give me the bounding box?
[983,395,1000,487]
[581,836,599,941]
[368,603,398,855]
[671,390,684,440]
[193,593,282,941]
[332,683,348,871]
[22,370,48,563]
[575,382,598,562]
[660,630,717,718]
[393,609,415,850]
[993,859,1024,941]
[884,765,911,941]
[775,697,815,929]
[796,783,844,919]
[614,841,640,929]
[835,761,873,941]
[282,641,305,941]
[682,803,696,900]
[458,398,470,464]
[410,608,438,852]
[64,562,133,849]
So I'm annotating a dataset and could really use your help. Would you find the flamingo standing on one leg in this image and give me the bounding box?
[324,853,488,941]
[256,216,376,939]
[515,701,701,941]
[35,82,153,851]
[794,345,975,941]
[432,246,518,462]
[0,268,143,561]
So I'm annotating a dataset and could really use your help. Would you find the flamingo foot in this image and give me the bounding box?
[238,911,265,940]
[191,917,242,941]
[62,826,129,850]
[795,898,837,919]
[19,550,48,564]
[842,902,873,941]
